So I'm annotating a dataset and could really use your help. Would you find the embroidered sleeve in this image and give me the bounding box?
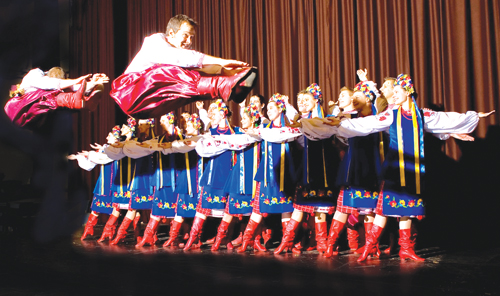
[103,145,126,160]
[87,151,114,165]
[123,139,156,159]
[258,127,301,143]
[336,109,393,138]
[423,110,479,134]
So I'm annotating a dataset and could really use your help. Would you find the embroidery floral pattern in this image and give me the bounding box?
[229,198,252,209]
[262,193,293,205]
[204,192,227,204]
[385,194,423,209]
[133,195,154,204]
[93,199,113,209]
[113,191,132,198]
[349,190,379,200]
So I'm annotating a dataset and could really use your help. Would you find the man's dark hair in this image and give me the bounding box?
[166,14,198,33]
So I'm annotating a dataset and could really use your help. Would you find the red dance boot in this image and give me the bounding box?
[274,219,301,255]
[133,213,142,241]
[211,220,231,251]
[197,67,258,103]
[355,222,372,254]
[253,223,267,252]
[81,213,99,241]
[231,222,245,246]
[56,80,86,109]
[110,217,133,245]
[97,214,118,243]
[237,219,260,253]
[324,219,345,258]
[315,221,328,254]
[358,224,384,262]
[163,220,183,247]
[135,218,159,247]
[262,226,272,248]
[183,216,205,251]
[347,227,360,251]
[398,229,425,261]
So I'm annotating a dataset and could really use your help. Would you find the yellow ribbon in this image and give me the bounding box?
[397,107,405,187]
[411,101,421,194]
[379,132,385,163]
[179,133,192,196]
[252,142,258,198]
[397,103,421,194]
[322,143,328,187]
[100,164,105,195]
[280,142,285,191]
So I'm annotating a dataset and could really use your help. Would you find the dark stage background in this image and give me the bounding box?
[0,0,499,247]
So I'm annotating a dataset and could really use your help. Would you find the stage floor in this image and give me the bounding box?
[1,223,499,296]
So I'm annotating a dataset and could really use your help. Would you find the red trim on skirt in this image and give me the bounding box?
[293,204,335,215]
[195,187,212,216]
[336,189,359,215]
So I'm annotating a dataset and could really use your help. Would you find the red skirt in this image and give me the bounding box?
[110,64,201,118]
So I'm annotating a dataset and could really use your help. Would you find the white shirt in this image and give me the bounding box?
[20,68,61,93]
[125,33,206,74]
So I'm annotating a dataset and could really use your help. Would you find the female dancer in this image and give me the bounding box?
[69,125,121,240]
[210,103,264,251]
[323,80,385,257]
[275,84,339,255]
[97,119,137,242]
[163,113,205,247]
[238,94,301,253]
[183,99,241,250]
[135,113,179,247]
[110,119,156,245]
[301,73,493,261]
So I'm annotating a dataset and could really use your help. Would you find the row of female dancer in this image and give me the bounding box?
[73,70,492,262]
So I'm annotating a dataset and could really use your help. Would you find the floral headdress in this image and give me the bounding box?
[142,118,155,127]
[354,80,380,102]
[244,103,261,122]
[165,112,175,124]
[394,73,415,95]
[187,113,202,130]
[111,125,121,140]
[126,117,136,134]
[269,93,286,112]
[306,83,322,103]
[9,84,24,98]
[214,98,228,115]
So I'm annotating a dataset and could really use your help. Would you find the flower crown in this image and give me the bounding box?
[354,80,380,102]
[127,117,137,132]
[215,98,228,115]
[187,113,202,130]
[269,93,286,111]
[394,73,415,94]
[111,125,121,139]
[165,112,175,124]
[244,103,261,122]
[306,83,322,102]
[144,118,155,127]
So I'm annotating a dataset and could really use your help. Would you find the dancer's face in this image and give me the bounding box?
[267,102,281,122]
[298,93,316,113]
[392,85,409,106]
[249,96,264,113]
[207,103,217,120]
[160,115,174,132]
[338,90,352,109]
[121,124,131,136]
[106,132,117,145]
[351,92,369,111]
[185,121,198,136]
[211,110,224,126]
[167,22,195,49]
[380,80,395,103]
[241,112,253,129]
